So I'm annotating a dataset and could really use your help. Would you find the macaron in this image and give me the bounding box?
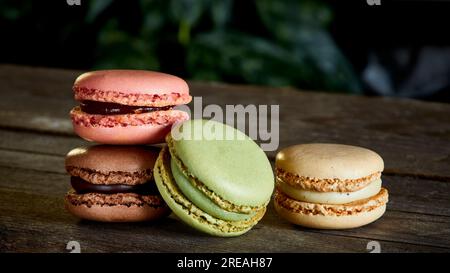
[64,145,170,222]
[274,143,389,229]
[154,119,274,236]
[70,70,191,144]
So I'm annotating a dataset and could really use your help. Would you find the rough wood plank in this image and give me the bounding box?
[382,176,450,217]
[0,65,74,134]
[307,210,450,249]
[0,150,63,174]
[0,129,84,156]
[1,165,449,250]
[0,188,447,253]
[1,65,450,179]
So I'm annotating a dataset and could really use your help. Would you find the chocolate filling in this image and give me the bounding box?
[80,100,173,115]
[71,176,159,195]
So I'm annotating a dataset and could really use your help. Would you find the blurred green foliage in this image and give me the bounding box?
[1,0,361,93]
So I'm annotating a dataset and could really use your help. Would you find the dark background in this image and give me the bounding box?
[1,0,450,102]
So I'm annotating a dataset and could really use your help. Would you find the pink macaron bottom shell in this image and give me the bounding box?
[71,108,189,144]
[73,123,171,144]
[74,87,192,107]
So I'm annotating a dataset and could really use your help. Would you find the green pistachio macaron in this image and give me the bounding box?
[154,119,274,236]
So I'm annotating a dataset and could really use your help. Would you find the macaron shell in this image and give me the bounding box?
[74,121,171,145]
[74,70,189,96]
[65,190,170,222]
[71,107,189,127]
[65,145,159,173]
[67,166,151,185]
[276,143,384,181]
[170,157,255,222]
[65,199,170,222]
[71,108,189,145]
[170,119,274,207]
[275,201,386,229]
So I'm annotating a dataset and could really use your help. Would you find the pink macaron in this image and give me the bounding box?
[70,70,192,144]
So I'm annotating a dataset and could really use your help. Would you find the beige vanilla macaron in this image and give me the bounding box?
[274,143,388,229]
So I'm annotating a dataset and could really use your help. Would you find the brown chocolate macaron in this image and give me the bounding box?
[64,145,170,222]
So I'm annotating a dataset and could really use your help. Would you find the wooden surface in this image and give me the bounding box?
[0,64,449,253]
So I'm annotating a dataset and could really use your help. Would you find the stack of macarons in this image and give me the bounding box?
[70,70,191,144]
[65,70,191,222]
[274,143,389,229]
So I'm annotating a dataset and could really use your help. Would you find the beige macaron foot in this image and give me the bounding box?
[274,188,388,229]
[275,202,386,229]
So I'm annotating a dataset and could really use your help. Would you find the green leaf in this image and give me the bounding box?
[290,27,361,93]
[255,0,360,92]
[187,31,315,87]
[210,0,233,29]
[0,1,32,21]
[86,0,114,23]
[169,0,209,45]
[256,0,332,43]
[140,4,166,37]
[188,30,360,93]
[169,0,207,26]
[178,19,191,45]
[94,20,159,70]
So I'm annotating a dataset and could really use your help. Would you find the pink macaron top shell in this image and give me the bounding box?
[73,70,191,106]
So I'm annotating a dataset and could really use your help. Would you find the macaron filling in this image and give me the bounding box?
[277,177,382,205]
[71,176,158,195]
[80,100,173,115]
[170,158,255,222]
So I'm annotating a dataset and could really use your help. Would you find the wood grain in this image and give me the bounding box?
[1,64,449,252]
